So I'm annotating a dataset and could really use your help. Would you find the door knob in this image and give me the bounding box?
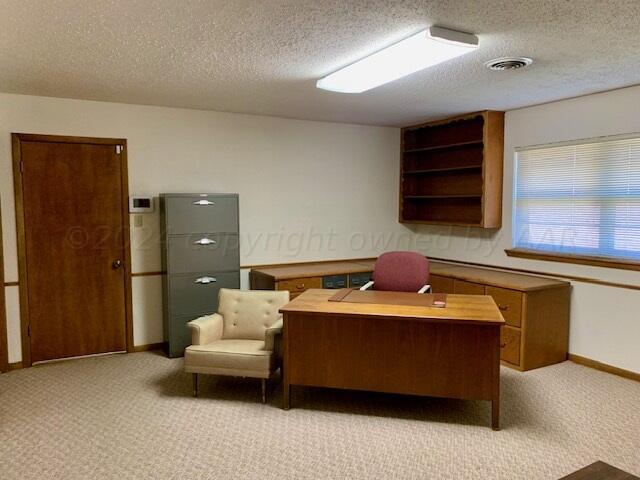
[112,260,123,269]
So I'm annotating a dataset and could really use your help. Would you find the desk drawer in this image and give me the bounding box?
[501,325,521,366]
[486,286,522,327]
[277,277,322,294]
[453,279,485,295]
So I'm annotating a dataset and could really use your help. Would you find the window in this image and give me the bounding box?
[511,134,640,266]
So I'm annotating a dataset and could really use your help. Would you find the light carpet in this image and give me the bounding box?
[1,351,638,480]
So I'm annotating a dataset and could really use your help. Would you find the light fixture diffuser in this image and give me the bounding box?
[316,26,479,93]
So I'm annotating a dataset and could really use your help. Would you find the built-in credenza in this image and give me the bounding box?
[250,260,375,299]
[250,259,571,371]
[428,262,570,371]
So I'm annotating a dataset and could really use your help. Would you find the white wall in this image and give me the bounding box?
[1,93,413,363]
[2,88,639,374]
[410,85,640,374]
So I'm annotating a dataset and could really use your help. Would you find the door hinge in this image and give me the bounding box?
[27,324,31,337]
[20,161,24,173]
[115,145,123,154]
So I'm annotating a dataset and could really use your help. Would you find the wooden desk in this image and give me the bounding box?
[251,257,571,371]
[560,461,639,479]
[280,289,505,430]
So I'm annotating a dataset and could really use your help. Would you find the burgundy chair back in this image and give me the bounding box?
[372,251,429,292]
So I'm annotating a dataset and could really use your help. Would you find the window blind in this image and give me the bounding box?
[513,135,640,261]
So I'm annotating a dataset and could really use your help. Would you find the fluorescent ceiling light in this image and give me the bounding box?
[316,26,479,93]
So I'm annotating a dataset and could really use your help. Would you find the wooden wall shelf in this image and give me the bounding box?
[399,110,505,228]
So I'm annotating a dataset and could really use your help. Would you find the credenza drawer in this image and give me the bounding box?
[486,286,522,327]
[501,325,521,366]
[349,272,373,288]
[277,276,322,294]
[453,279,485,295]
[323,274,348,289]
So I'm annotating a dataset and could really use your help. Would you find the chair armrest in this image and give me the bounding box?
[359,280,374,291]
[418,284,431,294]
[264,316,283,351]
[187,313,224,346]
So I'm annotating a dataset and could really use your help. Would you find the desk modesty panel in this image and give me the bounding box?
[280,289,505,430]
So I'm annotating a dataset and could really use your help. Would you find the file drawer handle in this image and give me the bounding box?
[194,238,216,245]
[498,304,509,311]
[195,276,217,284]
[193,200,215,206]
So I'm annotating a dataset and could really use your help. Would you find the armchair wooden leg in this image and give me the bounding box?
[261,378,267,404]
[192,373,198,397]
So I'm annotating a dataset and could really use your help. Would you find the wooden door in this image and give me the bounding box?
[0,201,8,372]
[13,134,132,364]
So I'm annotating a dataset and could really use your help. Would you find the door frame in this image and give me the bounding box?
[11,133,134,367]
[0,199,8,373]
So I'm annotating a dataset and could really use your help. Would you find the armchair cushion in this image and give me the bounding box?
[187,313,224,346]
[185,339,275,377]
[218,288,289,340]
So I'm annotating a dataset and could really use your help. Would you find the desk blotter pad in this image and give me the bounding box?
[328,289,447,308]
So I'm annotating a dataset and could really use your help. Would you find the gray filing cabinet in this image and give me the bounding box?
[160,193,240,357]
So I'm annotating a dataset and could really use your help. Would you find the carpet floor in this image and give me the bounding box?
[1,351,638,480]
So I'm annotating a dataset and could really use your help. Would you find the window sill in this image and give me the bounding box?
[504,249,640,272]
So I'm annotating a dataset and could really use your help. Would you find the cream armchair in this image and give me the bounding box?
[184,288,290,403]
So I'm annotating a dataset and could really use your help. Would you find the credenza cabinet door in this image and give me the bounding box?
[429,274,454,293]
[501,325,521,366]
[453,279,485,295]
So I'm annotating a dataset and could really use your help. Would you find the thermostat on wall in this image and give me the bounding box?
[129,196,155,213]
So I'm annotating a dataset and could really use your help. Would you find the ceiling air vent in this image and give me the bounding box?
[485,57,533,71]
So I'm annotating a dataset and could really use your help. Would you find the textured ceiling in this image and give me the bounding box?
[2,0,640,126]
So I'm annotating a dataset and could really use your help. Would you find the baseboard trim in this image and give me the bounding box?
[568,354,639,382]
[8,361,23,371]
[133,342,165,353]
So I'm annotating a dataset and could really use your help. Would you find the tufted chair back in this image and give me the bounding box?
[218,288,290,340]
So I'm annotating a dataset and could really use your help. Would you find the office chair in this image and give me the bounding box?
[360,251,431,293]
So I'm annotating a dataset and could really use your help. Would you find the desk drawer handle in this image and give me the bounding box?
[194,238,216,245]
[296,284,305,289]
[195,276,217,284]
[498,305,509,311]
[193,199,215,206]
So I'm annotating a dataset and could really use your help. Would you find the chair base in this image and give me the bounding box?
[191,373,271,403]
